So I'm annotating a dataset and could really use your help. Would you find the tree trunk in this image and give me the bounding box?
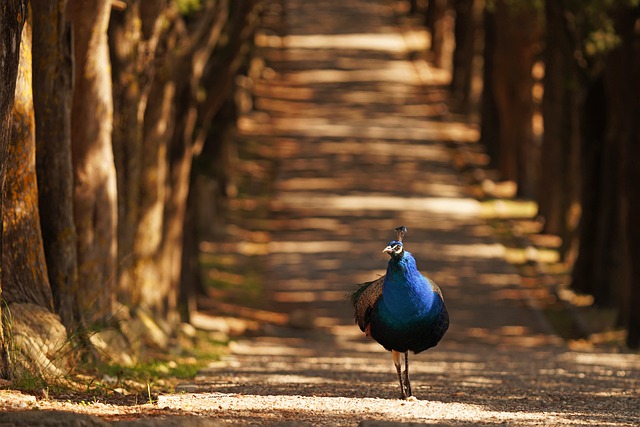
[425,0,448,68]
[538,0,583,257]
[602,7,640,348]
[67,0,118,325]
[491,0,540,198]
[174,0,256,323]
[450,0,476,112]
[0,0,28,380]
[136,62,173,319]
[570,77,612,301]
[182,92,240,322]
[571,74,624,308]
[3,13,72,381]
[108,0,165,306]
[409,0,419,14]
[196,0,257,144]
[161,75,196,328]
[131,0,255,332]
[479,7,499,169]
[32,0,81,333]
[626,126,640,349]
[109,2,144,305]
[140,0,229,326]
[179,174,200,323]
[2,16,53,311]
[132,8,185,324]
[571,6,640,346]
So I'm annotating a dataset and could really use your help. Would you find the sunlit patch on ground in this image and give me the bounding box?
[185,0,640,425]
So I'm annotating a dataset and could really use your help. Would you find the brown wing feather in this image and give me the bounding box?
[350,275,384,333]
[427,275,444,301]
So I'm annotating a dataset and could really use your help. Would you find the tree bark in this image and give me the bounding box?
[67,0,118,324]
[138,0,231,325]
[626,125,640,348]
[0,0,29,380]
[602,7,640,348]
[120,0,256,333]
[108,0,166,306]
[2,12,73,381]
[2,15,54,311]
[539,0,583,257]
[570,5,640,347]
[571,73,624,308]
[571,77,612,301]
[194,0,257,153]
[491,0,540,198]
[450,0,476,112]
[109,1,144,305]
[425,0,448,68]
[32,0,81,332]
[172,0,257,323]
[479,7,500,169]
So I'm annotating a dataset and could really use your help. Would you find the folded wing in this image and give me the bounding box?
[350,275,384,334]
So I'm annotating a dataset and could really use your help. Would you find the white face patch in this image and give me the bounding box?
[383,244,404,256]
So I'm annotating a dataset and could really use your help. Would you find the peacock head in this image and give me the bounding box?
[383,225,407,259]
[383,241,404,259]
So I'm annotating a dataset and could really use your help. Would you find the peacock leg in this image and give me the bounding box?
[403,351,412,397]
[392,350,407,399]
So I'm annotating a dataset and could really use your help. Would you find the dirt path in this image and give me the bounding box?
[3,0,635,425]
[158,0,640,425]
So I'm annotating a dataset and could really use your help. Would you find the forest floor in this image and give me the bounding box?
[2,0,640,425]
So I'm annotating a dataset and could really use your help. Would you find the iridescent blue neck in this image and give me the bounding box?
[381,251,437,320]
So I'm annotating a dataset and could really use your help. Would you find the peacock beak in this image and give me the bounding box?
[383,243,404,256]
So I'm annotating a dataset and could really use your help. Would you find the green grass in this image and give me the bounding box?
[199,252,264,307]
[99,358,203,387]
[92,331,226,394]
[7,330,227,406]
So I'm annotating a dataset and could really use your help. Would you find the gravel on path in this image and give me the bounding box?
[163,0,640,426]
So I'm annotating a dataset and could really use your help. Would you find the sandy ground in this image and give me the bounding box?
[157,0,639,425]
[2,0,639,425]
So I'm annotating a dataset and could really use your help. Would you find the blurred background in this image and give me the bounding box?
[0,0,639,386]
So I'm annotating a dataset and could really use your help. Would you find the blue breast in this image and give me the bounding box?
[370,251,449,353]
[381,252,438,318]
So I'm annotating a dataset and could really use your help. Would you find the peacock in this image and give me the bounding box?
[350,226,449,399]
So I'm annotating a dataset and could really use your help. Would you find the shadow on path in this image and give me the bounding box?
[171,0,640,425]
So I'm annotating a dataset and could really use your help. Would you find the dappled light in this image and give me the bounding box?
[2,0,638,424]
[270,33,419,52]
[187,0,640,425]
[273,195,481,215]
